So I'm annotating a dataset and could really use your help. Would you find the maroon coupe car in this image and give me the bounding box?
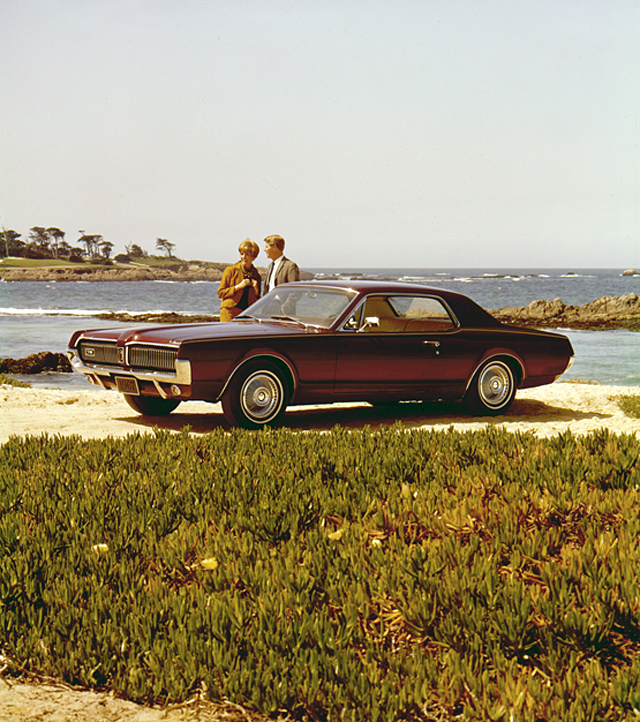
[67,280,574,428]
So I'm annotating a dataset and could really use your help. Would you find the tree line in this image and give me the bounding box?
[0,227,176,262]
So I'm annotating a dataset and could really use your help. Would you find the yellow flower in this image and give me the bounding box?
[200,557,219,570]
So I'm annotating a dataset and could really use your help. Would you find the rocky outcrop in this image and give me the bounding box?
[0,263,225,283]
[96,311,219,323]
[0,352,72,374]
[492,294,640,330]
[0,262,315,283]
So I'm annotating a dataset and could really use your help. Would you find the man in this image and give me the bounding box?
[263,234,300,293]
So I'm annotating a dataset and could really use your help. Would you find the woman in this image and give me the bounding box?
[217,239,261,322]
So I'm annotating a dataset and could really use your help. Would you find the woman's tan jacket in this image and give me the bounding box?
[217,261,262,312]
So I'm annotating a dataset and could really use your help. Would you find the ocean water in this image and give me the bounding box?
[1,268,638,388]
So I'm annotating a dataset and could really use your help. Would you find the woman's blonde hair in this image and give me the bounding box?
[238,239,259,258]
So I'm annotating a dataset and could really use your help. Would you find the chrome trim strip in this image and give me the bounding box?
[123,340,180,347]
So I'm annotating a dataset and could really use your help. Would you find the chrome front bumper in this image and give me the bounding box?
[66,348,192,398]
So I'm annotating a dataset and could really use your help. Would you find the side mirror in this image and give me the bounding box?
[358,316,380,332]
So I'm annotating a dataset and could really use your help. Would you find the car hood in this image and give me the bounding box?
[71,319,324,346]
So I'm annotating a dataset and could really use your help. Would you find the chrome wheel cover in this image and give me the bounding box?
[477,362,512,408]
[240,371,284,422]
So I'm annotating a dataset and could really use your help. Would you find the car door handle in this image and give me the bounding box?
[423,340,441,354]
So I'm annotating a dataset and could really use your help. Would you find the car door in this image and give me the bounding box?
[334,294,475,401]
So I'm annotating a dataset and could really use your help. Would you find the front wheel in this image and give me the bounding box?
[221,361,289,429]
[465,359,516,416]
[124,394,181,416]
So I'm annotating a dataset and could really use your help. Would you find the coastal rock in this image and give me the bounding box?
[492,294,640,330]
[0,352,73,374]
[0,264,225,283]
[96,311,219,323]
[0,263,314,283]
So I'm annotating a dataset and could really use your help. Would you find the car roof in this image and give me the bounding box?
[284,278,458,296]
[281,279,502,327]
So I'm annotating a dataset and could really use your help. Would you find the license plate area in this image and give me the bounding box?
[115,376,140,395]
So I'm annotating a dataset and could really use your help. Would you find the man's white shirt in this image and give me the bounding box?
[266,256,284,293]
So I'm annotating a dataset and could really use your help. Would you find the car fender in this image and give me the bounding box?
[218,350,298,400]
[464,350,526,394]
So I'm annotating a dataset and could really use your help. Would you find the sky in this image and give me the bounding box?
[1,0,639,269]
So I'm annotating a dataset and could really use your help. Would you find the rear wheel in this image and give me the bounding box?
[222,361,289,429]
[124,394,181,416]
[465,359,516,416]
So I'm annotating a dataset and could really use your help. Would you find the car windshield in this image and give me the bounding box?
[238,286,356,328]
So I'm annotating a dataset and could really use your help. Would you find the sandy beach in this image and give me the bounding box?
[1,380,639,443]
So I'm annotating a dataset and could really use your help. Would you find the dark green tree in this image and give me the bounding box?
[78,233,103,258]
[46,227,66,259]
[99,240,114,259]
[0,229,23,257]
[126,243,147,258]
[28,226,50,256]
[156,238,175,258]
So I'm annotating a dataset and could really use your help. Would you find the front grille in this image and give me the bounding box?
[127,345,177,372]
[79,341,119,365]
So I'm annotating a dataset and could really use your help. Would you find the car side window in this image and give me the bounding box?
[344,294,456,332]
[383,296,456,332]
[343,295,396,332]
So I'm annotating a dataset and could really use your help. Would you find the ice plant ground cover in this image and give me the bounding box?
[617,393,640,419]
[1,425,640,721]
[0,373,30,388]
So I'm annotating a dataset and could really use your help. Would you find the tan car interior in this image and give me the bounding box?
[361,296,454,333]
